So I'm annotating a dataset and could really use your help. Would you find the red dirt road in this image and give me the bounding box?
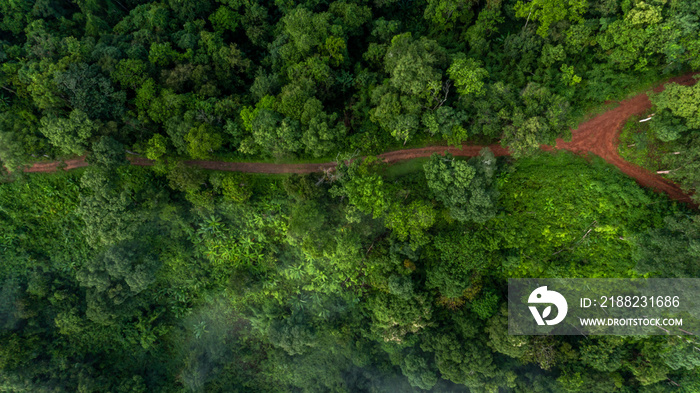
[554,72,698,206]
[21,73,699,206]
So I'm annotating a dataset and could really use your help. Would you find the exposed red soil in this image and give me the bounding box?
[20,73,699,207]
[553,72,699,207]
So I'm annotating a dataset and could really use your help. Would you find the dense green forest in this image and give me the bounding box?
[2,0,700,392]
[2,151,699,392]
[1,0,700,168]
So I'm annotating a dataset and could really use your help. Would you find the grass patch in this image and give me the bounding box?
[384,157,430,179]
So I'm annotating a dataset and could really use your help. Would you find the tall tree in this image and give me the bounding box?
[423,149,498,223]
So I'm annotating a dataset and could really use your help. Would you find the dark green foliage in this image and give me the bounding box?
[0,0,697,170]
[283,174,320,201]
[423,149,498,223]
[53,63,126,121]
[332,156,390,219]
[634,214,700,278]
[2,1,700,392]
[210,172,253,203]
[637,80,700,202]
[39,110,100,156]
[0,150,698,392]
[87,136,128,168]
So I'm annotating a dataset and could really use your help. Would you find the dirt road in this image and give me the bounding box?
[21,73,698,205]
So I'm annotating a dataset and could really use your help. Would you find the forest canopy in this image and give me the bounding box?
[1,0,699,171]
[1,0,700,392]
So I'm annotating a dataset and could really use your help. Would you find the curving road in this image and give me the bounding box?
[21,73,698,206]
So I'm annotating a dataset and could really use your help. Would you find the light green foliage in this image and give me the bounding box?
[248,111,303,158]
[0,171,87,275]
[598,16,651,71]
[209,5,241,32]
[39,110,100,155]
[370,33,450,143]
[279,7,333,63]
[88,136,127,168]
[648,112,689,142]
[649,81,700,130]
[148,89,185,124]
[595,1,687,72]
[148,42,179,67]
[664,136,700,202]
[0,147,696,391]
[427,229,499,299]
[367,291,433,343]
[185,123,223,159]
[421,333,500,389]
[286,200,338,258]
[211,172,253,203]
[514,0,588,37]
[78,168,138,248]
[501,82,572,158]
[627,341,671,385]
[425,252,473,299]
[135,78,158,120]
[560,64,582,86]
[302,112,345,157]
[471,290,499,319]
[486,308,530,359]
[277,81,312,120]
[240,94,276,132]
[194,211,276,275]
[239,95,304,157]
[423,149,498,223]
[660,336,700,371]
[626,1,663,25]
[370,82,422,144]
[287,57,333,86]
[145,134,168,161]
[642,80,700,201]
[540,44,566,67]
[498,152,665,278]
[333,156,389,219]
[447,55,488,97]
[384,33,447,99]
[424,0,478,30]
[323,36,346,66]
[112,59,148,90]
[0,128,27,173]
[384,200,436,249]
[3,0,700,391]
[579,336,628,372]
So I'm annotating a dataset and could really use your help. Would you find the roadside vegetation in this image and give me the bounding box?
[2,150,699,392]
[2,0,700,392]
